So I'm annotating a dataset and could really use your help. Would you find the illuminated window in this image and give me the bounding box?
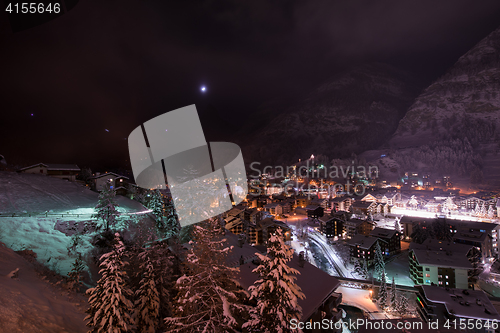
[425,274,430,277]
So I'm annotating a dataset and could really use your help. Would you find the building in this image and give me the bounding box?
[350,201,377,216]
[409,240,474,289]
[344,218,375,239]
[306,205,324,219]
[346,234,382,266]
[328,196,352,212]
[449,220,500,263]
[400,215,435,240]
[17,163,80,181]
[416,285,500,332]
[318,215,344,239]
[263,203,283,216]
[90,172,129,192]
[370,227,401,256]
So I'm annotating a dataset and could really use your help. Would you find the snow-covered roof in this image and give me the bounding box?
[411,248,472,270]
[421,285,500,321]
[347,234,382,250]
[90,172,129,179]
[18,163,80,172]
[370,227,398,239]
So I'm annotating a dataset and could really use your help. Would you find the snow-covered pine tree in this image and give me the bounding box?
[134,249,160,333]
[163,195,180,240]
[67,253,84,292]
[165,218,248,332]
[390,277,397,311]
[378,270,388,310]
[147,189,164,222]
[85,233,134,333]
[394,219,402,233]
[488,204,495,219]
[397,293,409,317]
[374,241,385,281]
[479,202,487,217]
[92,182,120,231]
[243,228,306,333]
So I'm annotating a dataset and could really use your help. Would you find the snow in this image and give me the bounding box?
[0,241,87,332]
[336,286,386,319]
[0,171,153,276]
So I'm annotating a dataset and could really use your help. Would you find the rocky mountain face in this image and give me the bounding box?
[238,63,420,166]
[387,25,500,185]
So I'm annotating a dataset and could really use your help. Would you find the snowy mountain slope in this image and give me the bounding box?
[0,242,87,333]
[0,171,145,214]
[238,63,420,165]
[383,25,500,186]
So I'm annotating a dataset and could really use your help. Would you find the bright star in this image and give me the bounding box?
[201,86,206,92]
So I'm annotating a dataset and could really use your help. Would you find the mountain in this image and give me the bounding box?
[387,25,500,186]
[237,63,421,166]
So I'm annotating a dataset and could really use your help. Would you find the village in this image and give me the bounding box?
[5,158,500,333]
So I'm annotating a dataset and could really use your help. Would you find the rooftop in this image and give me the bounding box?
[370,227,398,239]
[421,285,500,321]
[347,234,381,250]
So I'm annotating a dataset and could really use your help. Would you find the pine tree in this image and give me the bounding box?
[394,219,402,233]
[92,182,120,231]
[147,189,164,222]
[374,241,385,281]
[396,293,409,316]
[135,249,160,333]
[488,204,495,219]
[85,233,134,333]
[67,253,84,292]
[243,228,306,333]
[390,277,397,311]
[164,195,180,240]
[165,218,248,332]
[378,270,388,310]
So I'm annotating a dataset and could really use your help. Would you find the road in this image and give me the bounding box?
[308,230,354,278]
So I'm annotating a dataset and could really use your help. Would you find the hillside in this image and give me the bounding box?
[237,63,421,165]
[0,242,87,333]
[386,25,500,186]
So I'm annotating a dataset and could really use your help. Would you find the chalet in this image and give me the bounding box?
[350,200,377,216]
[305,205,324,219]
[263,203,283,216]
[318,215,344,239]
[295,194,311,209]
[17,163,80,181]
[90,172,129,193]
[344,218,374,239]
[243,208,262,224]
[256,218,291,245]
[370,227,401,255]
[346,234,382,266]
[328,196,352,212]
[310,197,328,210]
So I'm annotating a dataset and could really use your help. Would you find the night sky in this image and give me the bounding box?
[1,0,500,170]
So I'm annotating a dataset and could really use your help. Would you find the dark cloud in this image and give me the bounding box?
[1,0,500,169]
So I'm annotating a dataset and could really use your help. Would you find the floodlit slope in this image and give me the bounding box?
[0,242,87,333]
[0,171,145,214]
